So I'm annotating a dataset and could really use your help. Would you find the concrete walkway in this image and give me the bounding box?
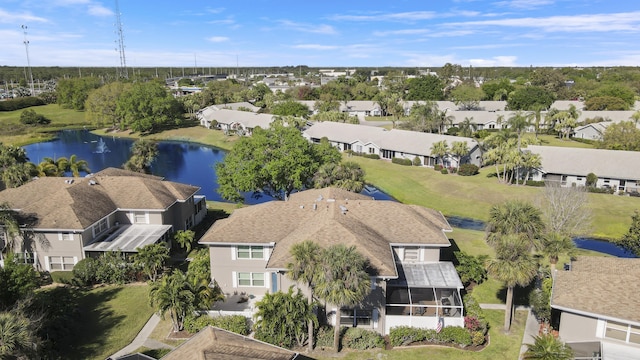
[480,304,539,360]
[109,313,174,360]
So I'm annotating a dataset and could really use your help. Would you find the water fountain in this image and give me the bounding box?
[94,138,110,154]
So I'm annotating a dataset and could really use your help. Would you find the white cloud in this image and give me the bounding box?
[88,4,113,16]
[207,36,229,43]
[493,0,555,10]
[292,44,338,50]
[277,20,337,35]
[468,56,518,66]
[445,12,640,33]
[206,8,225,14]
[373,29,431,36]
[0,9,48,23]
[330,11,436,22]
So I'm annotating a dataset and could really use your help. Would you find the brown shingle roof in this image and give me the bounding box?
[199,188,452,278]
[161,326,304,360]
[0,168,199,229]
[551,256,640,323]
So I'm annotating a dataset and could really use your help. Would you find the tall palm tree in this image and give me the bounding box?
[0,309,40,359]
[523,334,574,360]
[486,200,545,247]
[430,140,449,167]
[148,269,196,332]
[436,109,455,134]
[315,244,371,353]
[174,230,196,254]
[0,203,20,254]
[56,155,90,177]
[287,240,322,352]
[519,152,542,186]
[125,139,158,173]
[450,141,469,171]
[487,234,538,333]
[507,111,530,152]
[538,232,575,273]
[35,157,61,177]
[458,117,477,137]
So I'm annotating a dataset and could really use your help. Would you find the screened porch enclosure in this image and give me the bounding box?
[385,286,463,318]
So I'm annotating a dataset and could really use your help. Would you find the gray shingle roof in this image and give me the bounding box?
[525,145,640,180]
[0,168,200,230]
[199,188,452,278]
[551,256,640,324]
[199,108,275,129]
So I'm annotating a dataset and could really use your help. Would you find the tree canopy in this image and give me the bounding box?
[216,124,341,202]
[507,86,555,111]
[115,81,183,133]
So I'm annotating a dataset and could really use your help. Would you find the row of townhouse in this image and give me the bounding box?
[303,121,482,168]
[0,168,207,270]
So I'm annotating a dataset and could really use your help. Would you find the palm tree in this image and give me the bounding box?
[389,93,404,129]
[315,244,371,352]
[450,141,470,171]
[487,234,538,333]
[148,269,196,332]
[631,110,640,126]
[523,334,574,360]
[0,309,40,359]
[287,240,322,352]
[486,200,545,247]
[436,109,455,134]
[507,111,530,152]
[0,203,21,253]
[538,232,575,273]
[133,243,169,282]
[430,140,449,167]
[35,157,61,177]
[125,139,158,173]
[56,155,90,177]
[174,230,196,254]
[519,151,542,186]
[458,117,477,137]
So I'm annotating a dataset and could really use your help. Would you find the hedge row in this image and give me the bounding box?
[183,314,250,335]
[316,326,384,350]
[389,326,472,347]
[0,96,45,111]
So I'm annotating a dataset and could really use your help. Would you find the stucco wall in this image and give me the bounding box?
[559,311,599,342]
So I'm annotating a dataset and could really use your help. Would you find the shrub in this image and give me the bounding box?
[458,164,479,176]
[316,325,339,349]
[389,326,427,346]
[437,326,472,347]
[50,271,75,285]
[391,157,413,166]
[434,164,443,171]
[448,166,457,174]
[342,327,385,350]
[586,172,598,187]
[0,96,45,111]
[184,314,250,335]
[454,251,488,288]
[525,180,546,187]
[587,186,614,194]
[71,257,100,286]
[20,109,50,125]
[412,156,422,166]
[364,153,380,159]
[471,330,486,346]
[441,168,449,174]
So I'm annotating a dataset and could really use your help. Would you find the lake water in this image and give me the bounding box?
[22,130,635,258]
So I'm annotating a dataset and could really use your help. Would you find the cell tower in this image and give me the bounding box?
[21,25,35,95]
[115,0,128,79]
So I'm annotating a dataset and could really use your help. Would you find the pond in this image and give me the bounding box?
[22,130,635,258]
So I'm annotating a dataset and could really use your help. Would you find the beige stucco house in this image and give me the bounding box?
[551,256,640,359]
[0,168,206,271]
[199,187,464,335]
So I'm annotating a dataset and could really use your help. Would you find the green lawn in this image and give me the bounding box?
[314,310,527,360]
[63,284,154,360]
[523,133,595,148]
[0,104,91,145]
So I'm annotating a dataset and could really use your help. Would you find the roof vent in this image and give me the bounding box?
[563,263,571,271]
[88,180,97,186]
[317,195,323,202]
[64,179,74,184]
[313,203,317,211]
[339,205,348,215]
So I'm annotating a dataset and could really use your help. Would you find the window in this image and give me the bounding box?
[237,272,265,287]
[48,256,75,271]
[404,247,419,262]
[605,321,640,344]
[15,252,35,264]
[368,147,375,154]
[343,143,351,151]
[488,124,495,129]
[355,145,362,153]
[59,233,73,241]
[92,218,109,237]
[340,308,373,327]
[237,246,264,259]
[133,212,147,224]
[185,216,194,230]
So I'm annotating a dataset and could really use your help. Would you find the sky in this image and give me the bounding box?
[1,0,639,68]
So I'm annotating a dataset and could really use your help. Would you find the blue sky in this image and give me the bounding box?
[1,0,639,68]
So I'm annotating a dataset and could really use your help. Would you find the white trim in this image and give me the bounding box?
[265,271,271,290]
[73,256,78,265]
[232,271,237,288]
[231,246,236,260]
[44,256,50,271]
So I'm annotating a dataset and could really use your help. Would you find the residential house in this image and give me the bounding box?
[573,122,610,140]
[339,101,382,117]
[199,187,465,335]
[208,102,261,113]
[161,326,312,360]
[525,145,640,192]
[197,108,275,135]
[551,256,640,359]
[0,168,206,271]
[302,121,482,168]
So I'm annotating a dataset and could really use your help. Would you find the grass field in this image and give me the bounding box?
[0,104,91,145]
[51,284,155,360]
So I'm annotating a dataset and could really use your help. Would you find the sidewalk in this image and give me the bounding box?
[480,304,539,360]
[109,314,174,360]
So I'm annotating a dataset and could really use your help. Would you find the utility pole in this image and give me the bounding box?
[114,0,128,79]
[21,25,35,96]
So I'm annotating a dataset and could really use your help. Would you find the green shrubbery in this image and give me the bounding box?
[412,156,422,166]
[391,157,413,166]
[389,326,472,347]
[183,314,250,335]
[458,164,479,176]
[434,164,444,171]
[20,109,51,125]
[71,251,138,286]
[345,150,380,159]
[0,96,45,111]
[525,180,546,187]
[441,168,449,174]
[342,327,385,350]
